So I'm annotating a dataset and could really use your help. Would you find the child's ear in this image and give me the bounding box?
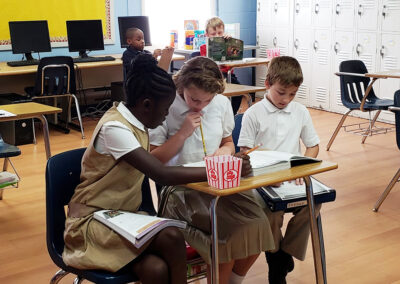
[142,98,153,111]
[126,38,132,45]
[264,79,271,89]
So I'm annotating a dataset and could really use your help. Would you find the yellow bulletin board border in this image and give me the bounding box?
[0,0,114,50]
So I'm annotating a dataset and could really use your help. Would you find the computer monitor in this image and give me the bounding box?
[8,20,51,61]
[118,16,152,48]
[66,20,104,58]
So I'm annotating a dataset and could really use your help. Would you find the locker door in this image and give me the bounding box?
[293,29,312,105]
[356,32,378,72]
[256,27,272,89]
[310,29,331,109]
[313,0,333,28]
[257,0,273,27]
[378,34,400,100]
[271,0,291,28]
[331,31,355,113]
[335,0,355,30]
[294,0,312,28]
[356,0,379,31]
[381,0,400,32]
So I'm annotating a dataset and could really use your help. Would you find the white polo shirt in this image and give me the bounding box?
[238,95,320,155]
[149,93,234,166]
[94,103,145,160]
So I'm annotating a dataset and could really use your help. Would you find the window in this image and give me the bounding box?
[142,0,215,47]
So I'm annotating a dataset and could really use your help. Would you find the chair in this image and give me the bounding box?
[26,56,85,139]
[231,113,328,279]
[0,134,21,200]
[45,148,137,283]
[326,60,394,150]
[373,90,400,212]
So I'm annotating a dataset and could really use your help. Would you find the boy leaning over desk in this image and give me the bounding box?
[238,56,321,284]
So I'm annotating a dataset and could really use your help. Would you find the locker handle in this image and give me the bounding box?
[356,44,362,56]
[334,42,340,54]
[273,37,278,47]
[336,4,340,15]
[274,2,278,12]
[257,1,260,12]
[358,4,364,16]
[315,3,320,14]
[295,2,300,14]
[294,39,300,49]
[380,46,386,57]
[382,5,387,18]
[313,40,319,51]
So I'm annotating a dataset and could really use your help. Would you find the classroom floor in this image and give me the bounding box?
[0,107,399,283]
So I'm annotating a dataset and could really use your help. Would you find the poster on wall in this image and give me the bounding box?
[0,0,114,50]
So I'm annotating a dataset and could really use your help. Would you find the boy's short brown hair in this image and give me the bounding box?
[205,17,225,33]
[126,27,141,41]
[266,56,303,87]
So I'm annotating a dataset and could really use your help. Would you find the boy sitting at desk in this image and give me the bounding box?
[122,27,174,76]
[238,56,321,284]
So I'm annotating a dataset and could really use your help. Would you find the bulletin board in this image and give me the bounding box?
[0,0,114,49]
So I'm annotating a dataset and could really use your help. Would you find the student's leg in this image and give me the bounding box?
[232,254,260,276]
[145,227,187,284]
[131,254,169,284]
[206,261,235,284]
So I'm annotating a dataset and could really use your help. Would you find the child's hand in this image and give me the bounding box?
[287,178,303,185]
[153,49,162,58]
[161,46,174,57]
[178,112,202,139]
[234,151,253,177]
[223,34,232,39]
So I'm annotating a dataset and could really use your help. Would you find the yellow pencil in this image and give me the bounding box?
[244,143,262,155]
[199,121,207,157]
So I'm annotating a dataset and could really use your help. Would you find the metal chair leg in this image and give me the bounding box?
[326,110,352,151]
[71,94,85,139]
[32,118,37,145]
[50,269,69,284]
[317,215,327,281]
[361,110,381,144]
[373,168,400,212]
[73,276,84,284]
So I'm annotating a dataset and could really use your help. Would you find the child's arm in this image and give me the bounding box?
[151,112,202,164]
[157,46,174,72]
[304,144,319,158]
[152,49,162,59]
[212,136,235,156]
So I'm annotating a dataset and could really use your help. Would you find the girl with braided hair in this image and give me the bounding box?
[62,54,252,284]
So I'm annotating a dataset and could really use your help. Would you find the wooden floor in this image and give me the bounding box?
[0,109,399,284]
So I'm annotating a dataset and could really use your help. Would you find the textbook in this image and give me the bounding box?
[247,150,321,176]
[0,171,19,189]
[93,210,186,249]
[256,177,336,211]
[206,37,244,61]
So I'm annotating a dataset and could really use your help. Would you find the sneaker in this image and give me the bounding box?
[265,249,295,284]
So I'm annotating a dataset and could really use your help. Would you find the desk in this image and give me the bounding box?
[223,83,266,98]
[0,102,61,160]
[218,58,270,83]
[185,160,338,284]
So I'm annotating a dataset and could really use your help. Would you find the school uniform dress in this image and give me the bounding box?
[238,95,321,260]
[63,102,152,272]
[149,93,275,264]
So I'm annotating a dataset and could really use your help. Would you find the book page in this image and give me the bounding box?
[267,177,331,200]
[248,151,291,168]
[0,110,16,117]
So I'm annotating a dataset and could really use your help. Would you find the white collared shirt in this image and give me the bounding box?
[94,103,146,160]
[149,93,234,166]
[238,95,320,155]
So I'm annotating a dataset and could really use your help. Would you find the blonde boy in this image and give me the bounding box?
[238,56,320,284]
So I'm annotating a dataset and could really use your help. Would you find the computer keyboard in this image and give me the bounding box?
[7,59,40,67]
[73,56,116,63]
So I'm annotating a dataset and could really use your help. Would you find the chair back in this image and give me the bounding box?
[45,148,85,269]
[232,113,244,153]
[339,60,378,109]
[394,90,400,150]
[34,56,76,96]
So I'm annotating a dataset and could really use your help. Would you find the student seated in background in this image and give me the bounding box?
[122,27,173,76]
[62,54,252,284]
[238,56,321,284]
[149,56,274,284]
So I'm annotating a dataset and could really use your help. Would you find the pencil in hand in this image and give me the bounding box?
[199,121,207,157]
[244,143,262,155]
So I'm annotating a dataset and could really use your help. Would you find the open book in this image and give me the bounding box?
[256,177,336,211]
[206,37,244,61]
[247,150,321,176]
[93,210,186,249]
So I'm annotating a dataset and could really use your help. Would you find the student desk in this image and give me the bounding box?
[223,83,266,97]
[0,102,61,160]
[217,58,270,84]
[184,160,338,284]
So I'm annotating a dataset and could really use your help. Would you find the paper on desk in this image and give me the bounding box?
[270,178,331,200]
[0,110,16,117]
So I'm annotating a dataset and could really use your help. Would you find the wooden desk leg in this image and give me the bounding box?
[209,196,220,284]
[37,114,52,160]
[304,176,326,284]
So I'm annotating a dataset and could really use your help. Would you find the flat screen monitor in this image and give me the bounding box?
[66,20,104,58]
[118,16,151,48]
[9,20,51,61]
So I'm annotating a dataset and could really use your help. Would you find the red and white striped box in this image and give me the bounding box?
[204,155,242,189]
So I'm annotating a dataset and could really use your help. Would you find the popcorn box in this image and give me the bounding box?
[266,47,280,59]
[204,155,242,189]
